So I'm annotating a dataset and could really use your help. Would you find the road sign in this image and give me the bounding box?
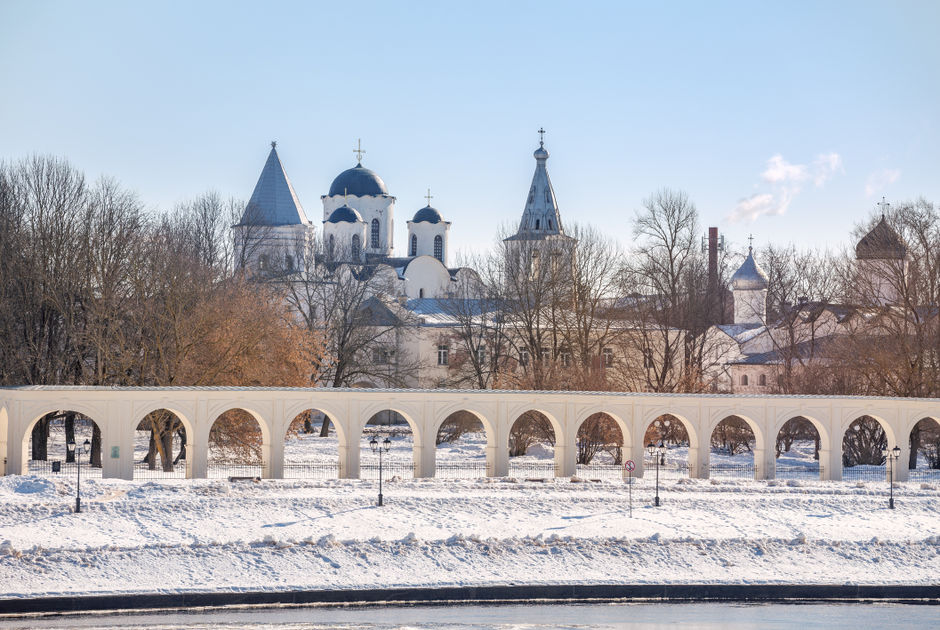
[624,460,636,472]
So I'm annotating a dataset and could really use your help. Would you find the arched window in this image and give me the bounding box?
[535,219,540,230]
[410,233,417,256]
[758,374,767,386]
[419,288,425,298]
[328,234,335,258]
[548,219,552,230]
[351,234,361,259]
[434,235,443,261]
[371,219,380,249]
[740,375,749,386]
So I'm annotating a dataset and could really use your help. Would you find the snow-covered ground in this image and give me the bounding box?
[1,472,939,599]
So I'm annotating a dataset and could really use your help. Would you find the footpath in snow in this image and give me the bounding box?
[1,474,939,600]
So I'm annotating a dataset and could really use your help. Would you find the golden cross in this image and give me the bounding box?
[538,127,546,146]
[425,188,433,206]
[353,139,366,163]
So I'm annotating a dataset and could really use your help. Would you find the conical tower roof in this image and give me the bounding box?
[856,216,906,260]
[505,133,566,241]
[238,143,308,226]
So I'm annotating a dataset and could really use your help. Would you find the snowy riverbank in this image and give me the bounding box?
[1,474,939,600]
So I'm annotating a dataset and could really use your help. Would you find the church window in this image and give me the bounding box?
[548,219,552,230]
[740,375,749,386]
[328,235,335,258]
[410,234,417,256]
[544,190,551,203]
[351,234,361,259]
[371,219,380,249]
[437,344,449,366]
[434,235,443,261]
[419,288,425,298]
[759,374,767,386]
[285,254,294,270]
[535,219,540,230]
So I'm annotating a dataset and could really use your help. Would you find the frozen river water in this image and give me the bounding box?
[1,602,938,629]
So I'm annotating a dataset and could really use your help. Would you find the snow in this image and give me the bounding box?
[1,470,939,599]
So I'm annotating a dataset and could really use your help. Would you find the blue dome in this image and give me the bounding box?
[328,163,388,197]
[326,205,363,223]
[412,205,444,224]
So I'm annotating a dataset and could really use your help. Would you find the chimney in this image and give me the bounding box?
[708,227,719,290]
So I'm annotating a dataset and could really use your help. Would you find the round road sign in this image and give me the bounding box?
[624,460,636,472]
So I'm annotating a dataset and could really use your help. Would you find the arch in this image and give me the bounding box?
[371,218,380,249]
[351,234,361,259]
[433,234,443,261]
[360,408,420,480]
[434,409,490,478]
[133,408,192,479]
[575,412,625,474]
[774,416,823,480]
[841,414,893,481]
[410,233,417,256]
[507,409,560,478]
[283,407,340,479]
[639,410,698,448]
[642,413,692,479]
[708,414,760,479]
[21,409,104,477]
[207,407,271,479]
[907,417,940,479]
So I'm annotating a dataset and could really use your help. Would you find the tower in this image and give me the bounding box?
[731,239,768,325]
[855,199,907,306]
[234,142,314,274]
[406,188,451,264]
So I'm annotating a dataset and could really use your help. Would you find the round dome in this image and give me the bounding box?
[328,163,388,197]
[326,204,363,224]
[731,249,769,290]
[533,144,549,160]
[412,205,444,224]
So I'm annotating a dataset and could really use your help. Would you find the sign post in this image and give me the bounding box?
[624,460,636,518]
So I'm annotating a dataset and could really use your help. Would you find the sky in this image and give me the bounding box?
[1,0,938,260]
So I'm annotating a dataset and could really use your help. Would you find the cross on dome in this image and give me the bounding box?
[748,233,754,252]
[425,188,433,206]
[353,139,366,164]
[538,127,546,147]
[877,196,890,219]
[270,140,277,149]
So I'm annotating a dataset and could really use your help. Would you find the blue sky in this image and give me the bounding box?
[1,0,938,259]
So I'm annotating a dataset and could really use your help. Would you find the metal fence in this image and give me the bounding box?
[709,463,756,479]
[206,461,264,479]
[775,465,823,480]
[508,461,559,479]
[360,461,415,480]
[908,468,940,482]
[842,466,887,482]
[133,462,187,480]
[575,463,624,480]
[282,462,339,480]
[27,459,103,479]
[436,461,488,479]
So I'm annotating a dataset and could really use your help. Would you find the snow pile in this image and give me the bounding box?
[0,475,938,599]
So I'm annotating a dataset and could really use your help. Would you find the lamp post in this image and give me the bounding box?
[66,438,90,513]
[647,441,666,507]
[370,435,392,506]
[882,444,901,509]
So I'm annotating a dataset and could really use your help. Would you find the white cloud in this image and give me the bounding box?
[728,152,842,223]
[761,155,806,185]
[811,152,843,187]
[728,191,792,223]
[864,168,901,197]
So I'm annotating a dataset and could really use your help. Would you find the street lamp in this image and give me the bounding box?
[882,444,902,509]
[66,438,91,513]
[370,435,392,506]
[647,441,666,507]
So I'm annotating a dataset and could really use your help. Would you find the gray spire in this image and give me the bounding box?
[508,132,564,240]
[238,144,308,226]
[731,247,769,290]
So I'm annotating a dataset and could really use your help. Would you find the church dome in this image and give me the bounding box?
[328,163,388,197]
[732,248,769,290]
[412,205,444,224]
[856,216,906,260]
[326,204,363,223]
[533,144,549,160]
